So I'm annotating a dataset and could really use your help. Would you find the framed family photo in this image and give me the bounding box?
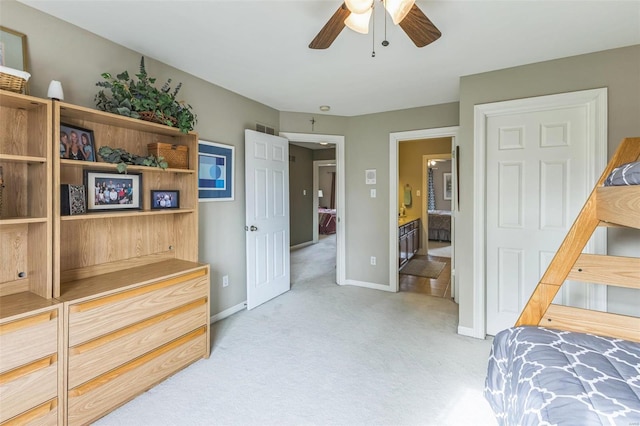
[85,170,142,211]
[151,190,180,210]
[198,140,234,202]
[60,123,96,161]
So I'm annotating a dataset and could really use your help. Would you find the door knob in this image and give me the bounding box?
[250,225,258,231]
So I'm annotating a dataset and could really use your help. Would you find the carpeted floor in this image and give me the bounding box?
[96,235,496,426]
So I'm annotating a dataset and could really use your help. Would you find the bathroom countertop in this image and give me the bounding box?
[398,215,420,226]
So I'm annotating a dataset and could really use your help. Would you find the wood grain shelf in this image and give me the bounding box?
[0,216,48,225]
[59,208,195,221]
[60,159,194,174]
[0,154,47,164]
[0,291,59,321]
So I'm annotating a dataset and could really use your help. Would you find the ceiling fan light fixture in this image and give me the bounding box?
[345,0,373,14]
[384,0,415,25]
[344,8,372,34]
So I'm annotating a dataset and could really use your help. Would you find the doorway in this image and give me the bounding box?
[397,138,453,298]
[280,132,345,287]
[388,127,460,299]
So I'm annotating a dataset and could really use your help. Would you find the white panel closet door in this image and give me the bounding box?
[485,105,595,335]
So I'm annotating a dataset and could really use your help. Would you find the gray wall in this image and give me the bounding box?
[288,145,313,246]
[1,1,280,317]
[456,45,640,331]
[5,1,638,327]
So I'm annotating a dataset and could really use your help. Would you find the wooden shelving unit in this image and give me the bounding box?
[0,90,63,425]
[52,101,210,424]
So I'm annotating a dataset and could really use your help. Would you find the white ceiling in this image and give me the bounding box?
[20,0,640,117]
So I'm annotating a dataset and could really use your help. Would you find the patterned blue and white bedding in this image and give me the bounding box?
[485,326,640,425]
[605,160,640,186]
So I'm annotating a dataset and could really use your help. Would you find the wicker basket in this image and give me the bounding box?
[139,111,178,127]
[0,72,26,93]
[148,143,188,169]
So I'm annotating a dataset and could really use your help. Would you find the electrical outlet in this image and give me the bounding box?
[370,256,376,266]
[222,275,229,287]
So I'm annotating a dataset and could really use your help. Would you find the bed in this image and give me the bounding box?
[427,210,451,241]
[318,208,336,235]
[484,138,640,425]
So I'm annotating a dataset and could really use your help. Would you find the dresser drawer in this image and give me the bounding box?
[68,269,208,346]
[0,355,58,423]
[2,398,58,426]
[68,298,208,389]
[0,310,58,374]
[67,328,207,426]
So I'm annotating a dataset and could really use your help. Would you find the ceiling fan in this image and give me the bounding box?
[309,0,441,49]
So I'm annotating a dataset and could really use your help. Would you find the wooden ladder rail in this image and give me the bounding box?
[515,137,640,327]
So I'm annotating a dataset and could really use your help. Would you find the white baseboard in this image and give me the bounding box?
[457,325,485,339]
[343,279,394,292]
[290,241,314,250]
[210,301,247,324]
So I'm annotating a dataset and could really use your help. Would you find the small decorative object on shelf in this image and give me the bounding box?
[60,184,86,216]
[85,170,142,211]
[150,190,180,210]
[98,146,168,173]
[148,142,188,169]
[95,56,197,133]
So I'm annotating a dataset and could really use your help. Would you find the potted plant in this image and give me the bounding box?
[95,57,197,133]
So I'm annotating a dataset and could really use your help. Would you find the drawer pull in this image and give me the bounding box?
[2,398,57,426]
[70,298,207,355]
[0,311,57,335]
[0,354,57,385]
[70,269,207,313]
[69,327,205,397]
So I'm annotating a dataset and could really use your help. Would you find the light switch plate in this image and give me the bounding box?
[370,189,376,198]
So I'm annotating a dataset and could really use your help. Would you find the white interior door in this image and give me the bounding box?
[245,129,290,310]
[485,94,606,335]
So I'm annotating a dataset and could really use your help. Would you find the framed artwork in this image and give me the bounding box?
[443,172,452,200]
[0,26,28,71]
[84,170,142,211]
[60,124,96,161]
[151,190,180,210]
[198,140,234,202]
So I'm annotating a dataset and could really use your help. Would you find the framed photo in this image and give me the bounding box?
[60,124,96,161]
[0,26,28,71]
[84,170,142,211]
[443,172,452,200]
[198,140,234,202]
[151,190,179,210]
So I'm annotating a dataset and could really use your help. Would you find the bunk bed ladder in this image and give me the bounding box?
[515,137,640,342]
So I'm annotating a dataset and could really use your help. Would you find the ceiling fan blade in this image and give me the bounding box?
[309,3,351,49]
[399,4,441,48]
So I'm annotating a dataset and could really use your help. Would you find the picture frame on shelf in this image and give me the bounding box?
[198,140,234,202]
[151,190,180,210]
[60,123,96,161]
[60,184,86,216]
[85,170,142,211]
[443,172,452,200]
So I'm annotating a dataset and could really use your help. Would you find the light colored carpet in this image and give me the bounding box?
[96,236,496,426]
[428,241,451,258]
[400,258,446,279]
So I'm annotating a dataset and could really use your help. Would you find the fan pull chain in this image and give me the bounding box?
[382,0,389,47]
[371,1,376,57]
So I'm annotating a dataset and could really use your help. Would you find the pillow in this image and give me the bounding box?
[604,161,640,186]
